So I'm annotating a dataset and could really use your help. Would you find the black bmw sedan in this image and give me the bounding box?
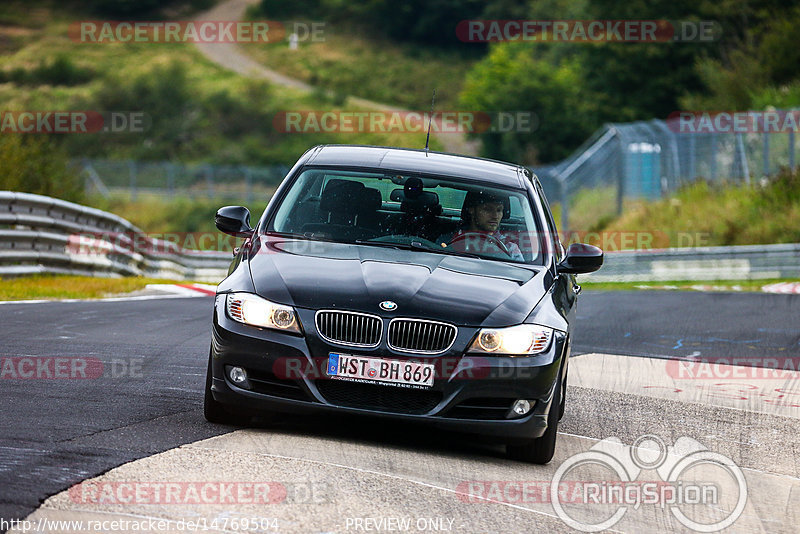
[205,145,602,464]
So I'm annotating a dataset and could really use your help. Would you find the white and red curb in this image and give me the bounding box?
[147,283,217,296]
[0,283,218,304]
[761,282,800,294]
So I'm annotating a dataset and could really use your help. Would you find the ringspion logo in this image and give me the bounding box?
[550,435,747,532]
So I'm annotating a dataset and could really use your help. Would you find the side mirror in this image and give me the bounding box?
[215,206,254,237]
[557,243,603,274]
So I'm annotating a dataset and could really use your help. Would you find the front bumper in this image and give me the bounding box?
[209,297,568,441]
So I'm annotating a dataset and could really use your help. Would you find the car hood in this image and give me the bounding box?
[248,237,551,327]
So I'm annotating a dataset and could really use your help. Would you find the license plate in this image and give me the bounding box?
[327,353,434,389]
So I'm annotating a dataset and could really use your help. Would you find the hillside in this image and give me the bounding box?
[0,0,435,168]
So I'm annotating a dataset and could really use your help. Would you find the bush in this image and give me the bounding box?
[69,61,197,160]
[0,135,84,202]
[66,62,280,162]
[459,42,595,164]
[0,55,93,86]
[255,0,486,47]
[598,169,800,246]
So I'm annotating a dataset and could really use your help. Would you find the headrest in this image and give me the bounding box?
[391,188,439,209]
[321,180,381,215]
[320,180,364,213]
[404,176,425,199]
[361,187,382,211]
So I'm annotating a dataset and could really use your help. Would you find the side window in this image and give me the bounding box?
[509,196,524,218]
[436,188,467,213]
[534,183,563,261]
[272,172,320,232]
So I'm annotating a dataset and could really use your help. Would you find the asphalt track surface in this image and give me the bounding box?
[1,290,797,527]
[573,290,800,362]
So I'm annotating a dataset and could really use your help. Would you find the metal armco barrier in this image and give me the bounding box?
[0,191,231,281]
[585,243,800,282]
[2,191,798,283]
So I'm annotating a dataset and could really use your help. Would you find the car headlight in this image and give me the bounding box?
[225,292,301,333]
[467,324,553,355]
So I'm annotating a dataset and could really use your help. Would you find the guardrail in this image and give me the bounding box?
[0,191,232,281]
[2,191,798,284]
[585,243,800,282]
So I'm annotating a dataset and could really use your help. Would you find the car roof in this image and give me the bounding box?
[304,145,526,189]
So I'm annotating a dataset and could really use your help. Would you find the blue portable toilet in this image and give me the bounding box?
[625,142,661,199]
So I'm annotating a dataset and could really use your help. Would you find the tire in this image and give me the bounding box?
[506,373,562,464]
[203,349,252,426]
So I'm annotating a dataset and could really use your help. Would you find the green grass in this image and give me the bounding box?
[550,186,630,234]
[239,29,475,111]
[2,273,789,301]
[582,278,798,292]
[555,169,800,249]
[89,193,268,236]
[0,0,436,166]
[598,170,800,247]
[0,275,203,300]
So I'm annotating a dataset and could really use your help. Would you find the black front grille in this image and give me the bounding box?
[388,319,457,353]
[445,398,515,420]
[247,369,311,401]
[316,379,442,415]
[315,311,382,347]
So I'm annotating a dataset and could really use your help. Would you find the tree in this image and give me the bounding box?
[459,42,595,163]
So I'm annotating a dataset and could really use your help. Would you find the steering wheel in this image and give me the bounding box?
[448,232,512,257]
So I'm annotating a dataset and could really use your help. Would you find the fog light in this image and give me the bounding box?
[512,399,533,416]
[229,366,248,384]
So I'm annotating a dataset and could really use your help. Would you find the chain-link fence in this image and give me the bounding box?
[532,111,800,231]
[79,110,799,222]
[78,159,290,202]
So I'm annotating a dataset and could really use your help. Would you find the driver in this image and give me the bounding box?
[440,190,524,261]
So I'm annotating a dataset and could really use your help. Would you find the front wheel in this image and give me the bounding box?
[203,348,252,426]
[506,374,562,464]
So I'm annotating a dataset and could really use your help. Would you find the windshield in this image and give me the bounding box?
[267,168,545,265]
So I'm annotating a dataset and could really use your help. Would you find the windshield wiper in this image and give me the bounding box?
[354,239,483,259]
[266,231,341,243]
